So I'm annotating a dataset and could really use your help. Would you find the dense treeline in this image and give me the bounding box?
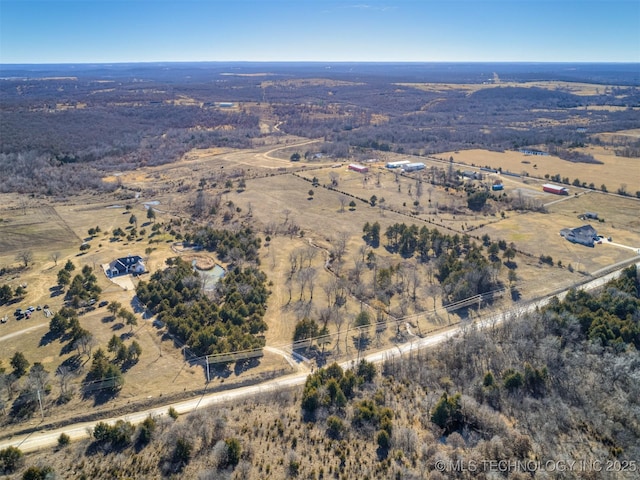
[0,107,260,158]
[277,84,640,155]
[378,265,640,478]
[0,151,118,195]
[0,95,260,194]
[136,258,269,356]
[543,265,640,349]
[186,226,261,264]
[377,222,501,304]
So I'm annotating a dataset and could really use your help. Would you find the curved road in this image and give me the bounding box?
[1,261,638,453]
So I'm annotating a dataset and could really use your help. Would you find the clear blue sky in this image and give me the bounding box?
[1,0,639,63]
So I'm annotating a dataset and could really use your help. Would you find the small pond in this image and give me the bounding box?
[193,261,226,290]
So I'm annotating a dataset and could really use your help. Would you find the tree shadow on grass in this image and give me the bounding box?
[352,334,371,352]
[376,445,390,461]
[39,330,59,347]
[233,357,261,376]
[83,380,121,407]
[60,340,77,356]
[119,331,134,341]
[59,354,83,372]
[208,363,232,380]
[49,285,64,298]
[511,288,522,301]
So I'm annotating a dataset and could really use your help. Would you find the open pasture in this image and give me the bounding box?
[547,191,640,235]
[439,147,640,194]
[0,206,80,259]
[478,212,624,273]
[399,80,624,96]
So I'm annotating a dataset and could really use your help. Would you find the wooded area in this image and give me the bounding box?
[1,63,638,195]
[4,266,637,478]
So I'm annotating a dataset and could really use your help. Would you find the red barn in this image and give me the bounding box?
[348,163,369,173]
[542,183,569,195]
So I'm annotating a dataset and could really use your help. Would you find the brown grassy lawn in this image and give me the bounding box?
[546,191,640,235]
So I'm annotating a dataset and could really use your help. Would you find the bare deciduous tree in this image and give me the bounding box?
[56,366,74,398]
[332,232,349,263]
[339,195,348,212]
[302,246,317,268]
[193,190,208,217]
[332,308,345,355]
[296,267,316,301]
[16,250,33,267]
[322,277,338,308]
[351,259,365,284]
[50,251,61,266]
[282,208,291,225]
[329,172,340,187]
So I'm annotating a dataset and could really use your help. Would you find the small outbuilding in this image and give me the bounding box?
[348,163,369,173]
[402,162,426,172]
[386,160,410,169]
[462,170,483,180]
[543,183,569,195]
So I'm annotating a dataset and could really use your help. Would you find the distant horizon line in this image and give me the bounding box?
[2,60,639,67]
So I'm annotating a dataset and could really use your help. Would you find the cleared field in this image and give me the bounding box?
[439,147,640,194]
[546,191,640,234]
[398,80,625,96]
[0,206,81,257]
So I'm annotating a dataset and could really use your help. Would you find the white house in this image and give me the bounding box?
[108,255,146,277]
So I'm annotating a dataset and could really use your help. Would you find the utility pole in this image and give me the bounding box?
[37,388,44,419]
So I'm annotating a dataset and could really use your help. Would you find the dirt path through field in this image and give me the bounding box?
[0,323,47,343]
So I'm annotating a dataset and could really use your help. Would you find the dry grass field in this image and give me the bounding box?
[0,206,81,258]
[1,135,638,443]
[398,80,623,96]
[437,147,640,194]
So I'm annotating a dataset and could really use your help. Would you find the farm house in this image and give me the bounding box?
[386,160,410,169]
[542,183,569,195]
[107,255,146,277]
[560,225,599,247]
[402,162,426,172]
[348,163,369,173]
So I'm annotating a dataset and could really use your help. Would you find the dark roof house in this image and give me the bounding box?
[108,255,146,277]
[560,225,598,247]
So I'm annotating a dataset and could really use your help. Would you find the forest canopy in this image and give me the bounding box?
[136,257,269,357]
